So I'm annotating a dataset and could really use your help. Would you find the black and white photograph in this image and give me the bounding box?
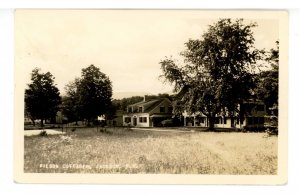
[14,10,288,184]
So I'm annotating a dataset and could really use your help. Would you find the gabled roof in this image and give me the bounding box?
[144,99,165,113]
[128,99,159,107]
[128,98,172,113]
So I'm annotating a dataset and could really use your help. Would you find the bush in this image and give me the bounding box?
[243,126,266,132]
[39,130,47,137]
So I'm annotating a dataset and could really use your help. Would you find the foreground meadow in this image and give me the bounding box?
[24,127,277,174]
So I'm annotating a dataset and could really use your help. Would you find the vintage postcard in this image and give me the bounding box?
[14,10,288,184]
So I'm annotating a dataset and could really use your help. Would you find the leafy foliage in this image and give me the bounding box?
[25,68,61,127]
[61,78,81,124]
[62,65,112,123]
[254,41,279,113]
[77,65,112,122]
[160,19,261,129]
[39,130,48,137]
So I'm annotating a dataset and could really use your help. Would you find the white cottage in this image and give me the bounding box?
[123,98,173,127]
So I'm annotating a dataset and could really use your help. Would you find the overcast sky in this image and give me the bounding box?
[15,10,279,99]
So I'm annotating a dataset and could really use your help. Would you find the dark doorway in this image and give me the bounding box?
[133,117,137,126]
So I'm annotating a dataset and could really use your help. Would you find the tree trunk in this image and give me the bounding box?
[207,116,215,130]
[50,117,55,124]
[41,118,44,128]
[31,118,35,126]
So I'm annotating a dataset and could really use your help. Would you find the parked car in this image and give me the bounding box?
[161,119,174,127]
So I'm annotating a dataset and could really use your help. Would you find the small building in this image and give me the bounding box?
[55,111,68,124]
[24,117,33,125]
[123,98,173,127]
[183,100,267,130]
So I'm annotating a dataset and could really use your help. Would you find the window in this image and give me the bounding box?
[253,117,258,124]
[128,107,132,113]
[215,117,222,124]
[244,104,254,113]
[160,107,165,113]
[125,117,131,123]
[199,117,205,123]
[224,117,227,124]
[138,107,143,113]
[139,117,147,123]
[214,118,218,124]
[248,117,253,125]
[259,117,265,124]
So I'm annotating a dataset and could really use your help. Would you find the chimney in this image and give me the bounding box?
[144,95,147,102]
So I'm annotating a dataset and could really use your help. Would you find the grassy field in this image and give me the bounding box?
[24,127,277,174]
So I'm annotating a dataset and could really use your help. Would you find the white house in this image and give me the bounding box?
[123,97,173,127]
[183,100,267,130]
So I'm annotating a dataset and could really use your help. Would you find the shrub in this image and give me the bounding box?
[39,130,47,137]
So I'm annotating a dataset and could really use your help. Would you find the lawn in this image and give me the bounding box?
[24,127,277,174]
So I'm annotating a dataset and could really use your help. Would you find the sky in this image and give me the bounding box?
[15,10,279,99]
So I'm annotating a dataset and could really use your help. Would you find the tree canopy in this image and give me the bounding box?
[254,41,279,114]
[63,64,112,124]
[160,19,261,129]
[61,78,81,124]
[25,68,61,127]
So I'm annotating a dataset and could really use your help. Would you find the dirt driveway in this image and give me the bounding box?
[24,129,65,136]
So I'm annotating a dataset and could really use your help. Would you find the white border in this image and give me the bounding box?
[0,1,300,195]
[14,9,288,185]
[0,0,299,9]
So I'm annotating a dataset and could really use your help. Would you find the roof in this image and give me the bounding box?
[144,99,165,112]
[128,99,159,107]
[150,113,172,117]
[128,98,171,113]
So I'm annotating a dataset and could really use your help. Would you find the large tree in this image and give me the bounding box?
[160,19,261,129]
[25,68,61,127]
[77,64,112,124]
[254,41,279,114]
[61,78,81,124]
